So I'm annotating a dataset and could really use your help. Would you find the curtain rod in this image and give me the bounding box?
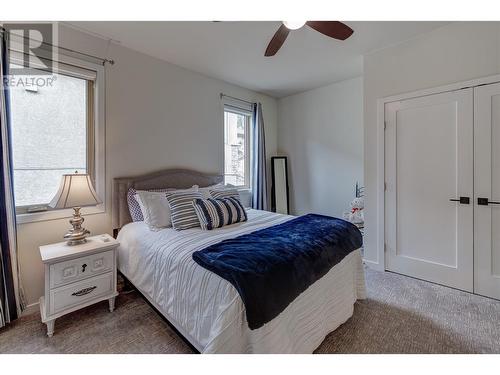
[0,26,114,66]
[220,93,254,106]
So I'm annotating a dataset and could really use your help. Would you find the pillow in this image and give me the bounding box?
[209,187,241,202]
[127,187,170,222]
[127,185,197,221]
[199,183,225,199]
[135,191,172,231]
[166,190,204,230]
[193,197,248,230]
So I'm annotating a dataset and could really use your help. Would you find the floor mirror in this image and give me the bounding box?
[271,156,290,214]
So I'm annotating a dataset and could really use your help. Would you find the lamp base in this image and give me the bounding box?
[64,207,90,246]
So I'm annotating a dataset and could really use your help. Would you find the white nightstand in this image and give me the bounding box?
[39,234,119,337]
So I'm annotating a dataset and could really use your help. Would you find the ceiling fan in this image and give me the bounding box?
[265,21,353,57]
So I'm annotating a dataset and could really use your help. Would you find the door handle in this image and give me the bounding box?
[477,198,500,205]
[449,197,470,204]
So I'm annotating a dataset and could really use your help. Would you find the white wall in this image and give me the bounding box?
[277,77,363,217]
[363,22,500,268]
[18,24,278,307]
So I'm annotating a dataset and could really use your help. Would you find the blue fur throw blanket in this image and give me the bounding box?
[192,214,362,330]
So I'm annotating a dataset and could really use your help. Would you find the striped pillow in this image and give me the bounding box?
[209,188,241,201]
[166,190,204,230]
[193,197,248,230]
[199,183,225,198]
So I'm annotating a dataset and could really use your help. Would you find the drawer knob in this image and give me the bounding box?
[71,286,96,297]
[82,264,87,272]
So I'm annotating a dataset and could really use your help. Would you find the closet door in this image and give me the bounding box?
[385,89,474,291]
[474,82,500,300]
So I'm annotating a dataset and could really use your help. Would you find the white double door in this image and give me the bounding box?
[385,83,500,299]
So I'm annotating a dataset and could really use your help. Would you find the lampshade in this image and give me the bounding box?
[49,173,102,209]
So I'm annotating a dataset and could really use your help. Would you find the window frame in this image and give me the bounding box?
[8,51,106,224]
[222,100,253,190]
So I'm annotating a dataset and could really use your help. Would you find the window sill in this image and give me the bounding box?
[237,187,252,193]
[16,204,105,225]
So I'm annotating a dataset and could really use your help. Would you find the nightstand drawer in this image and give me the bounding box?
[49,272,114,315]
[50,250,114,288]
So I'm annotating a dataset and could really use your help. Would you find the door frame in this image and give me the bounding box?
[372,73,500,272]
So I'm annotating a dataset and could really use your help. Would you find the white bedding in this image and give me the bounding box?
[117,209,366,353]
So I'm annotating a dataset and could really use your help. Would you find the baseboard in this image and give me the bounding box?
[22,301,40,316]
[362,258,384,272]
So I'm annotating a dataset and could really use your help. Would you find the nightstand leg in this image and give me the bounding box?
[108,296,116,312]
[46,319,55,337]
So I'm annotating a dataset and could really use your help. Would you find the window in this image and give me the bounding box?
[223,104,252,188]
[8,54,102,219]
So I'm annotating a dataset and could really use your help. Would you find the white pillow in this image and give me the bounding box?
[199,183,225,198]
[204,183,240,200]
[135,191,173,231]
[134,185,198,197]
[135,186,200,230]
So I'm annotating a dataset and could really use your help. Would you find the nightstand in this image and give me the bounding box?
[39,234,119,337]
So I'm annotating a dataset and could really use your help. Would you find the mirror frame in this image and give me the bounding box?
[271,156,290,214]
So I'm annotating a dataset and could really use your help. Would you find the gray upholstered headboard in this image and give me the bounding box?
[112,168,223,230]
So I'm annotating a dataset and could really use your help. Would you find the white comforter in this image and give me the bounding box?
[117,209,366,353]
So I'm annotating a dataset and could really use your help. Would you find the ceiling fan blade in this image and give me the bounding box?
[306,21,353,40]
[265,24,290,57]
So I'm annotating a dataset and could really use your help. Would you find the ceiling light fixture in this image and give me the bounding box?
[283,21,306,30]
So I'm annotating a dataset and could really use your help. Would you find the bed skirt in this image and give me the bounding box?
[120,249,365,354]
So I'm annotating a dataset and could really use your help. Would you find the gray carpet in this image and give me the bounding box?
[1,267,499,354]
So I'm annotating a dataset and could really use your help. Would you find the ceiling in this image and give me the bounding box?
[68,21,449,98]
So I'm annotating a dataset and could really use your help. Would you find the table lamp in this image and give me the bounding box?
[49,172,102,245]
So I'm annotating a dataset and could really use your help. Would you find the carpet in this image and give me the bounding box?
[1,267,499,354]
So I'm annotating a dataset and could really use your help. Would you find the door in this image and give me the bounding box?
[474,82,500,299]
[385,89,474,291]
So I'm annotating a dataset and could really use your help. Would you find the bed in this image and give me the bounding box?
[113,169,366,353]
